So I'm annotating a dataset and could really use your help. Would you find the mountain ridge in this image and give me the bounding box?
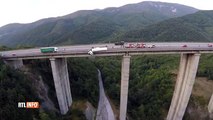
[117,10,213,42]
[0,1,199,47]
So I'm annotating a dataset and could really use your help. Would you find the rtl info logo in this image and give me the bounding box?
[18,102,39,108]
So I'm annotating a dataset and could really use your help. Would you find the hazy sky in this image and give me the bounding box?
[0,0,213,27]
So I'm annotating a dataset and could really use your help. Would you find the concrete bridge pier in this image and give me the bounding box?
[120,55,131,120]
[5,59,23,69]
[167,53,200,120]
[50,58,72,114]
[208,94,213,113]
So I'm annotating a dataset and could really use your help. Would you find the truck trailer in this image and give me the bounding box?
[88,47,108,55]
[40,47,58,53]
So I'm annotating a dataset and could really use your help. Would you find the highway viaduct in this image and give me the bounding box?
[1,42,213,120]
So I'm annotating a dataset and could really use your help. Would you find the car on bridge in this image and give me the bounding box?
[12,53,16,56]
[182,44,187,47]
[114,41,125,46]
[146,44,156,48]
[208,44,213,47]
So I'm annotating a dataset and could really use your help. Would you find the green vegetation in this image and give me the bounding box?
[15,45,34,49]
[62,100,88,120]
[0,45,33,52]
[0,59,40,120]
[197,54,213,80]
[63,109,86,120]
[2,10,212,46]
[67,58,99,106]
[117,11,213,42]
[0,57,98,120]
[25,59,59,109]
[95,55,179,120]
[95,57,122,105]
[0,45,11,51]
[94,54,213,120]
[27,58,99,108]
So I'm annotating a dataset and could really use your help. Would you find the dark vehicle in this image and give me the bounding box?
[115,41,125,45]
[182,45,187,47]
[12,53,16,56]
[208,44,213,47]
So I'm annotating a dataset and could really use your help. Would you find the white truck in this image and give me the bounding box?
[88,47,108,55]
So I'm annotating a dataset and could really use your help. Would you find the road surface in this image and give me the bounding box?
[1,42,213,60]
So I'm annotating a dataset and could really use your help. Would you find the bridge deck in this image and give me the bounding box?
[1,42,213,60]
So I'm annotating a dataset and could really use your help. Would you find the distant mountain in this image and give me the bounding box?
[0,1,198,47]
[103,1,197,17]
[117,10,213,42]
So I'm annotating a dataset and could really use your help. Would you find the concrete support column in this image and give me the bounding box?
[208,94,213,113]
[50,58,72,114]
[167,53,200,120]
[5,59,23,69]
[120,55,131,120]
[62,58,72,107]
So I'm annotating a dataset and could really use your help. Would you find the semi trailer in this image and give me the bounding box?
[40,47,58,53]
[88,47,108,55]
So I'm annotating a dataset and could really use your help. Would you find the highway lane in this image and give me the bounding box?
[0,43,113,55]
[1,42,213,59]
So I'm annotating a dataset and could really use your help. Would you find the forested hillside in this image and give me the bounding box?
[95,55,177,119]
[0,59,40,120]
[0,1,198,47]
[117,10,213,42]
[95,55,213,120]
